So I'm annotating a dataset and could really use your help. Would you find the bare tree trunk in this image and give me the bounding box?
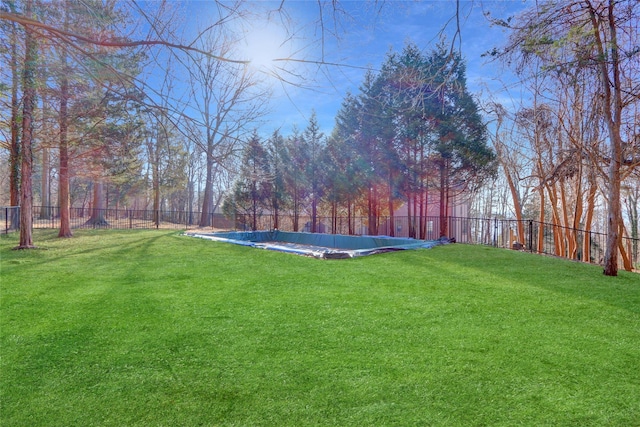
[418,148,424,239]
[187,179,194,226]
[292,187,299,232]
[15,0,37,249]
[388,173,395,237]
[625,188,638,267]
[496,140,525,245]
[8,0,21,230]
[548,184,564,257]
[537,187,545,253]
[368,186,373,235]
[617,223,633,271]
[41,148,50,218]
[199,154,214,227]
[311,196,317,233]
[559,180,576,259]
[419,186,426,240]
[58,0,73,237]
[153,164,160,227]
[583,171,597,263]
[40,91,51,219]
[330,201,336,234]
[439,159,448,238]
[87,180,108,226]
[603,148,623,275]
[251,181,257,231]
[347,196,353,235]
[152,132,160,227]
[406,190,413,238]
[58,64,72,237]
[571,175,584,261]
[588,1,623,276]
[273,197,279,230]
[368,185,378,235]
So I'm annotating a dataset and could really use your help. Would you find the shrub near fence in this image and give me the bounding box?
[2,206,638,271]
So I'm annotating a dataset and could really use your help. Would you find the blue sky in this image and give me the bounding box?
[183,1,529,137]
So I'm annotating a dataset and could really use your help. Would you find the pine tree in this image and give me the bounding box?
[301,111,325,233]
[228,131,271,231]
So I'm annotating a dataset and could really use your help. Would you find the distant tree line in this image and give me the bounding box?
[2,0,637,275]
[222,43,496,238]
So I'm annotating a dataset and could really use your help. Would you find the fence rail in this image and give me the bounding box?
[0,206,234,232]
[2,206,638,271]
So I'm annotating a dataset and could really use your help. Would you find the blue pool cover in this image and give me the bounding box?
[186,230,444,259]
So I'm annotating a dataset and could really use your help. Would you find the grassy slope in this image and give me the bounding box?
[1,230,639,426]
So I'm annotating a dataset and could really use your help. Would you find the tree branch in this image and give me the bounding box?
[0,10,250,64]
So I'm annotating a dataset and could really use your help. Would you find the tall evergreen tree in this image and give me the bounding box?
[15,0,37,249]
[329,42,495,238]
[301,111,326,233]
[357,70,386,235]
[265,129,287,230]
[427,43,496,237]
[282,127,307,231]
[1,0,22,229]
[328,92,366,234]
[391,44,438,238]
[227,131,271,231]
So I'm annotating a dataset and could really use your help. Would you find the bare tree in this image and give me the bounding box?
[1,0,23,229]
[14,0,36,249]
[184,21,268,227]
[492,0,639,275]
[483,102,532,246]
[586,0,636,275]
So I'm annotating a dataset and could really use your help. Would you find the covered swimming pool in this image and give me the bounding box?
[186,230,444,259]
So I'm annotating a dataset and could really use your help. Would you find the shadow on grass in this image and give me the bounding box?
[404,244,640,315]
[0,229,179,270]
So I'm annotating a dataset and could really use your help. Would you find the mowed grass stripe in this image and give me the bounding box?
[1,230,639,426]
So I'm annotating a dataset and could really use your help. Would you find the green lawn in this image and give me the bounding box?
[1,229,639,426]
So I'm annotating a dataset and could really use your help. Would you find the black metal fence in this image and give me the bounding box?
[234,212,638,270]
[2,206,638,271]
[0,206,234,232]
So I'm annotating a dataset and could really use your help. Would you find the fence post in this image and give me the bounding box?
[129,210,132,229]
[493,218,498,247]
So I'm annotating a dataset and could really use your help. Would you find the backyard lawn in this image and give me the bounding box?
[1,229,639,426]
